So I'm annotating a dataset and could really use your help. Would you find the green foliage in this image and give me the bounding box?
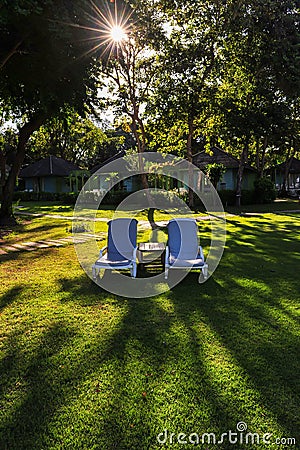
[0,0,104,221]
[27,109,124,168]
[145,0,229,156]
[0,0,95,117]
[12,191,83,206]
[207,0,300,168]
[142,0,300,176]
[254,177,277,204]
[217,189,256,207]
[203,163,226,188]
[102,189,131,205]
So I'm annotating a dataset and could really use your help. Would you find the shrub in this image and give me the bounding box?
[13,191,78,204]
[218,189,236,206]
[60,192,78,205]
[254,177,276,203]
[13,191,59,202]
[217,189,256,206]
[241,189,256,205]
[203,163,226,188]
[101,190,131,205]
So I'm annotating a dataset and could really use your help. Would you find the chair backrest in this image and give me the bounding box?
[167,218,199,260]
[107,218,137,261]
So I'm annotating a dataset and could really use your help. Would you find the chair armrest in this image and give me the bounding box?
[133,246,137,261]
[99,246,107,257]
[198,245,204,260]
[165,246,170,265]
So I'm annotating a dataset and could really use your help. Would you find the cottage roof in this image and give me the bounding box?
[90,151,126,174]
[20,156,80,178]
[192,147,254,170]
[276,157,300,174]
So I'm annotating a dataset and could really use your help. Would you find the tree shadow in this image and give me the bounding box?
[165,234,300,445]
[0,285,24,311]
[1,213,299,449]
[0,321,79,450]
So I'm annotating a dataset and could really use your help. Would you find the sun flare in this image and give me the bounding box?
[110,25,127,42]
[55,0,133,62]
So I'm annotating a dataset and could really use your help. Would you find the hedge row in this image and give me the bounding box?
[13,190,131,205]
[13,191,78,204]
[13,185,275,207]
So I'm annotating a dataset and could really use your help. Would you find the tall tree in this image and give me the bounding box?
[89,3,162,185]
[26,108,125,168]
[0,0,97,224]
[142,0,230,206]
[217,0,300,205]
[88,1,166,226]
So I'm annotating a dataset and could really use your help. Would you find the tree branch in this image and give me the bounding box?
[0,39,24,69]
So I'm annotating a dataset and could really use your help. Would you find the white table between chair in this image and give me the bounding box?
[137,242,165,269]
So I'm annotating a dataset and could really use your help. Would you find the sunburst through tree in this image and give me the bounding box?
[77,0,132,62]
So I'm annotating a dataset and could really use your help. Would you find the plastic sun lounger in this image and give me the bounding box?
[92,218,138,279]
[164,218,208,283]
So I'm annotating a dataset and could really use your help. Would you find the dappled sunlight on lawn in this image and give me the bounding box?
[0,211,299,448]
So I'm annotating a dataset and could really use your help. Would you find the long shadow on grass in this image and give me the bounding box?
[169,275,300,444]
[0,321,79,450]
[167,217,300,446]
[54,273,261,449]
[1,214,299,449]
[2,267,298,449]
[0,285,24,311]
[59,279,237,448]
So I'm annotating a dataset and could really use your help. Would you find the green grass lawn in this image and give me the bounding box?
[0,208,300,449]
[13,198,300,216]
[14,201,203,222]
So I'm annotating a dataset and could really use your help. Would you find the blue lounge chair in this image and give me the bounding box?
[92,218,138,279]
[164,218,208,282]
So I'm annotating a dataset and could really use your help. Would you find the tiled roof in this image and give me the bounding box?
[20,156,81,177]
[276,157,300,173]
[90,151,126,174]
[192,147,255,170]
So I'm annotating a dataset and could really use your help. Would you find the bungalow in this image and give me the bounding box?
[191,147,257,191]
[272,156,300,195]
[167,147,256,192]
[90,151,141,193]
[89,147,257,195]
[19,155,87,193]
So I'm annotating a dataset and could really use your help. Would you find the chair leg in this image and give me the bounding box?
[131,263,137,278]
[165,267,169,280]
[197,266,208,283]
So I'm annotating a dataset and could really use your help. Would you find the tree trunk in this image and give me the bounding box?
[281,141,295,195]
[187,116,194,208]
[256,136,268,177]
[236,136,250,207]
[282,157,293,194]
[0,151,7,191]
[0,114,44,225]
[131,113,158,229]
[255,138,260,174]
[260,136,268,177]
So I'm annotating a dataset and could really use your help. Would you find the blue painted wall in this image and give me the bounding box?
[24,176,70,193]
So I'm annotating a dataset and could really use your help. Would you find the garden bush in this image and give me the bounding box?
[254,177,276,203]
[101,189,131,205]
[217,189,256,206]
[13,191,81,204]
[13,191,62,202]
